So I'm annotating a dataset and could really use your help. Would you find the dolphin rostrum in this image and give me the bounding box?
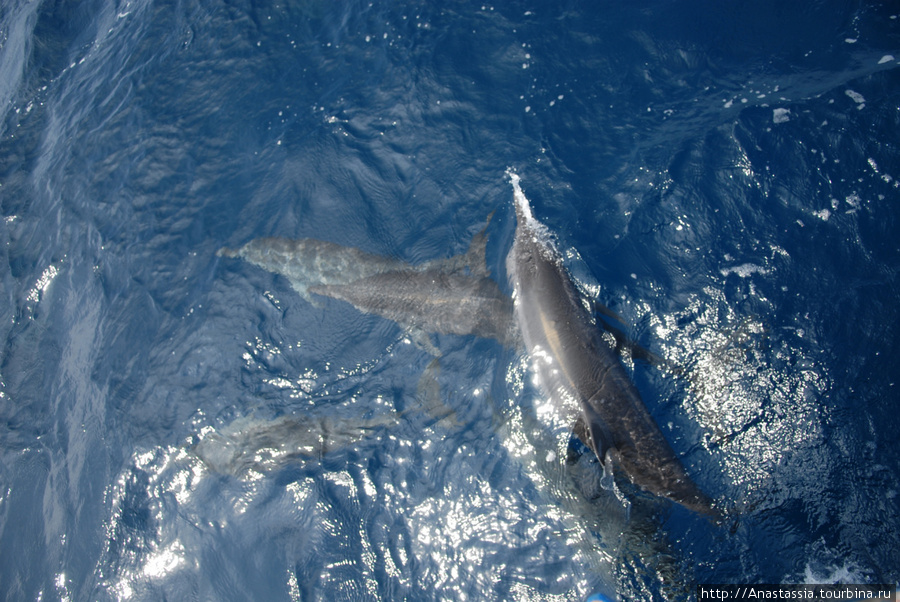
[505,171,716,515]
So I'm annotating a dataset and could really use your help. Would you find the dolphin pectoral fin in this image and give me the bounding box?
[406,328,441,357]
[573,403,615,469]
[594,312,675,371]
[415,357,461,430]
[623,337,666,368]
[591,300,628,327]
[572,413,630,505]
[572,415,591,451]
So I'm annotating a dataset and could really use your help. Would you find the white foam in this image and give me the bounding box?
[773,108,791,123]
[845,90,866,108]
[803,561,866,585]
[507,170,560,259]
[878,54,894,64]
[720,263,768,278]
[507,169,534,222]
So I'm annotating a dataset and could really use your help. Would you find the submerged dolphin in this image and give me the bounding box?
[506,172,716,515]
[310,269,516,347]
[217,237,410,302]
[218,215,515,349]
[191,409,401,479]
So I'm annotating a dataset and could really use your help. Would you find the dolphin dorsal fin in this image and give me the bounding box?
[437,210,495,277]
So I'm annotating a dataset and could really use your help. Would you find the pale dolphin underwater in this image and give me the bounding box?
[191,410,401,479]
[217,236,412,302]
[218,215,516,349]
[309,269,516,348]
[506,172,716,516]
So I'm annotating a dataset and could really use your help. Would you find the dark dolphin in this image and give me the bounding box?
[505,172,716,515]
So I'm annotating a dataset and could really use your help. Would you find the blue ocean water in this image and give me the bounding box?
[1,0,898,600]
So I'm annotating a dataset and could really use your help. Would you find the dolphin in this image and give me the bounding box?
[217,212,496,302]
[190,409,401,479]
[218,215,515,350]
[505,171,716,515]
[217,237,410,302]
[309,269,516,347]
